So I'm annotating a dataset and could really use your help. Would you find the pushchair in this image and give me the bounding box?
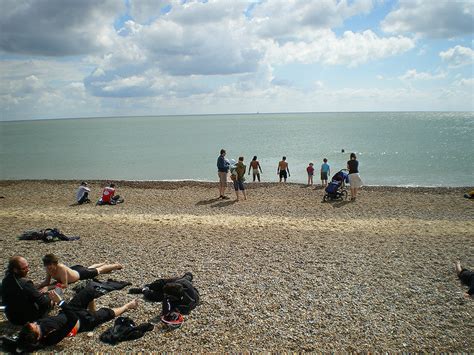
[323,169,349,202]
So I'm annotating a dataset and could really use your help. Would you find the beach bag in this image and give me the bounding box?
[230,173,237,181]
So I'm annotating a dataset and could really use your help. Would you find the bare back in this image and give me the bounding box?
[49,263,81,286]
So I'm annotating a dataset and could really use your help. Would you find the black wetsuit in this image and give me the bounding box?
[35,286,115,348]
[2,272,52,325]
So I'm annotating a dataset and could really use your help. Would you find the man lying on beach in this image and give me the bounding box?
[38,254,123,290]
[17,285,138,351]
[455,261,474,298]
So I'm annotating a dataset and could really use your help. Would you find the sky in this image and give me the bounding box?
[0,0,473,121]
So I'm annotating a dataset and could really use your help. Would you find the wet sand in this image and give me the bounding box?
[0,180,473,352]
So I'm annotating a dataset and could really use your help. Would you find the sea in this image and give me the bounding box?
[1,112,473,187]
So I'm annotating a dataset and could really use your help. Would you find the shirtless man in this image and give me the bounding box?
[38,254,123,290]
[277,156,290,183]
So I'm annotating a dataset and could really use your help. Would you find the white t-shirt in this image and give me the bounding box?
[76,186,90,201]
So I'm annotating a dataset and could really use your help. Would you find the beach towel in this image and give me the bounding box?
[100,317,154,345]
[18,228,80,242]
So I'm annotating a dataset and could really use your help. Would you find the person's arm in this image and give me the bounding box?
[37,274,52,290]
[277,164,280,175]
[248,165,251,175]
[258,162,262,173]
[287,165,290,177]
[23,280,53,313]
[57,265,68,288]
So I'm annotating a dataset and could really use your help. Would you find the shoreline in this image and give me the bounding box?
[0,179,472,191]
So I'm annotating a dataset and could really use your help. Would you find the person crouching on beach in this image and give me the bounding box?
[248,156,263,182]
[97,183,124,205]
[347,153,363,201]
[233,156,247,201]
[307,162,314,186]
[277,156,290,182]
[37,254,123,290]
[217,149,230,199]
[76,181,91,205]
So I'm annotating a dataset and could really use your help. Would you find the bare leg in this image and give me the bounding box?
[112,299,139,317]
[455,261,463,275]
[88,262,106,269]
[242,189,247,200]
[96,263,123,275]
[257,174,260,182]
[235,189,239,201]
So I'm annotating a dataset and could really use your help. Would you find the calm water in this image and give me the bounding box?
[1,112,473,186]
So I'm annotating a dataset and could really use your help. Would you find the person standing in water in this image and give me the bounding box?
[277,157,290,183]
[248,156,263,182]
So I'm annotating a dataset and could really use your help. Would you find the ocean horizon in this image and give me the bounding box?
[1,111,473,187]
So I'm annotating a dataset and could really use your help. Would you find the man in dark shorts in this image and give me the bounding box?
[17,285,138,350]
[277,156,290,182]
[38,254,123,289]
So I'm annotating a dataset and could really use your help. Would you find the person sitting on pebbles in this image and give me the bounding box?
[37,254,123,290]
[97,183,124,205]
[455,261,474,298]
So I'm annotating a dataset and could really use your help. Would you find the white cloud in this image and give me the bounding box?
[381,0,474,38]
[252,0,374,41]
[453,77,474,87]
[399,69,446,81]
[265,29,414,67]
[439,45,474,68]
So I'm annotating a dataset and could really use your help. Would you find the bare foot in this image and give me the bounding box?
[126,299,139,310]
[455,261,462,275]
[114,263,123,270]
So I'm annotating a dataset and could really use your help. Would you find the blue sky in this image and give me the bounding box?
[0,0,473,120]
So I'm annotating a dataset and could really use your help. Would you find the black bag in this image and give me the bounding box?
[100,317,153,345]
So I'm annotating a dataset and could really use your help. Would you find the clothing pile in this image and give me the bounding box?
[19,228,80,242]
[100,317,154,345]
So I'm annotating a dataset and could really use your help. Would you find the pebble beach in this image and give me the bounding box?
[0,180,473,352]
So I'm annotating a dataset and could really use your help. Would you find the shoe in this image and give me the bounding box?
[128,288,143,294]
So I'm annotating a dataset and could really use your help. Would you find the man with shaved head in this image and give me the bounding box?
[2,256,53,325]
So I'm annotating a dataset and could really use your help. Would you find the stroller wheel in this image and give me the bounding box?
[341,190,348,200]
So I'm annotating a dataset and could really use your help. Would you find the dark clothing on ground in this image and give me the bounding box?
[35,285,114,348]
[129,272,199,315]
[347,160,359,174]
[18,228,80,242]
[2,272,52,325]
[459,268,474,296]
[100,317,154,345]
[72,279,132,295]
[70,265,99,280]
[162,277,200,315]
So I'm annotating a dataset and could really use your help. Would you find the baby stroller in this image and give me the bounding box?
[323,169,349,202]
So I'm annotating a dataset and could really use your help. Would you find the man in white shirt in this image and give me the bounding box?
[76,181,91,204]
